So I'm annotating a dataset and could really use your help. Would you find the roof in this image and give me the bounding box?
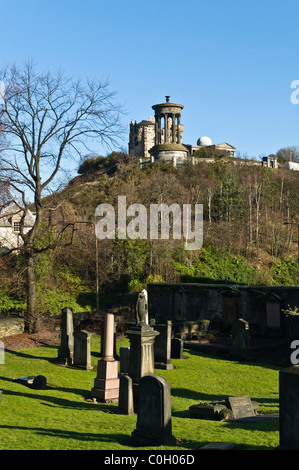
[137,120,155,126]
[0,200,36,227]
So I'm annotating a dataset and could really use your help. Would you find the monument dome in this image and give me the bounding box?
[197,136,212,146]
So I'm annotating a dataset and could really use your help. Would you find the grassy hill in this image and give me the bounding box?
[1,158,299,316]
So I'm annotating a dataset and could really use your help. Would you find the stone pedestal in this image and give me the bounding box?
[126,322,159,411]
[91,313,119,402]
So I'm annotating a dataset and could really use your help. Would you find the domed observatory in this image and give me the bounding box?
[197,136,212,146]
[149,96,189,166]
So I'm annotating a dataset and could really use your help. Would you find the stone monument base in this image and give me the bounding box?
[91,359,119,402]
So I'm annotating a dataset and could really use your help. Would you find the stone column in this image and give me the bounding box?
[91,313,119,402]
[177,115,181,143]
[164,113,168,143]
[172,114,176,143]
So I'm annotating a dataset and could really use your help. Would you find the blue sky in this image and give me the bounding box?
[2,0,299,177]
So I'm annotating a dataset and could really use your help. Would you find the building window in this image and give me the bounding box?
[13,221,21,232]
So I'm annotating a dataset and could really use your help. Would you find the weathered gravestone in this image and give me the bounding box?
[73,330,93,370]
[118,374,134,415]
[57,307,74,365]
[131,375,176,446]
[227,396,255,419]
[279,365,299,449]
[14,375,47,390]
[154,321,173,370]
[189,396,258,421]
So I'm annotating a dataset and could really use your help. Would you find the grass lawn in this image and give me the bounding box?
[0,335,281,450]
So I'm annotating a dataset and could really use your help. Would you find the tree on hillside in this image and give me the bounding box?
[276,146,299,164]
[0,61,122,332]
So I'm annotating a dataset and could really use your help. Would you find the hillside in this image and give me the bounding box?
[1,158,299,317]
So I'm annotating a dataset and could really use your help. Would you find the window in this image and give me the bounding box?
[13,221,21,232]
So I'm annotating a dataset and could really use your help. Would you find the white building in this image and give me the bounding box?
[284,161,299,171]
[0,200,36,252]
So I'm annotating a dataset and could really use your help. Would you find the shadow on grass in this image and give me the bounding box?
[184,348,284,372]
[0,423,131,446]
[4,347,58,362]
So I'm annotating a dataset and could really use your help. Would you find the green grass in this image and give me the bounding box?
[0,335,281,450]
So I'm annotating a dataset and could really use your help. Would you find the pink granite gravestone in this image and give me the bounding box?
[91,313,119,402]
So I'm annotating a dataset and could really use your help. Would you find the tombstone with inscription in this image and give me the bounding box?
[131,375,176,446]
[57,307,74,365]
[73,330,93,370]
[189,396,258,421]
[119,347,130,376]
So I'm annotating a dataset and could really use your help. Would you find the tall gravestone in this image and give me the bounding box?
[73,330,93,370]
[126,292,159,411]
[57,307,74,365]
[279,365,299,449]
[119,347,130,376]
[131,375,176,446]
[91,313,119,402]
[154,321,173,370]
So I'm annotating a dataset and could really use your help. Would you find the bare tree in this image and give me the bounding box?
[0,61,123,332]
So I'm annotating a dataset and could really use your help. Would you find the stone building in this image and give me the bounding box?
[129,96,236,167]
[128,117,155,160]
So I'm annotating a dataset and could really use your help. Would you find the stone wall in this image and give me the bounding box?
[148,283,299,338]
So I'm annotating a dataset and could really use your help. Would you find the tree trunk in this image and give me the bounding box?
[25,253,40,333]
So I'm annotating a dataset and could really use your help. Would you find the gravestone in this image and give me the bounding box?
[118,374,134,415]
[279,365,299,449]
[230,318,250,359]
[154,321,173,370]
[131,375,176,446]
[227,396,255,419]
[14,375,47,390]
[57,307,74,365]
[73,330,93,370]
[91,313,119,402]
[171,337,184,359]
[119,347,130,376]
[189,396,258,421]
